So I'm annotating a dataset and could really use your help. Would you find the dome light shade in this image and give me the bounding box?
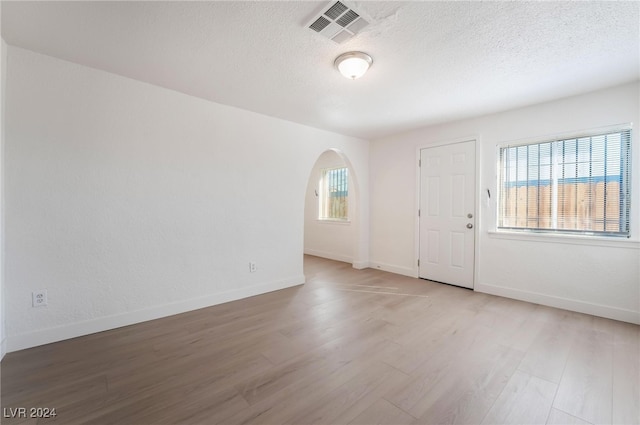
[335,52,373,79]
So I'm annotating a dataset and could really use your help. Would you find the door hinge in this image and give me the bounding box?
[419,159,421,167]
[417,259,420,267]
[418,209,421,217]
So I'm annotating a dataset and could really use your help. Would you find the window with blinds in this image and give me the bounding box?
[319,167,349,220]
[498,127,631,237]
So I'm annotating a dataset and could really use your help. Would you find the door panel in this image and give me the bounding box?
[419,141,475,288]
[427,230,440,264]
[450,232,465,268]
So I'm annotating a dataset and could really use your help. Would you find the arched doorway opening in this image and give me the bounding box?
[303,149,360,266]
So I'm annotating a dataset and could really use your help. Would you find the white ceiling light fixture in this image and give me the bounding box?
[335,51,373,80]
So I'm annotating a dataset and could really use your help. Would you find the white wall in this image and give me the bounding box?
[4,46,369,351]
[371,82,640,324]
[304,150,355,264]
[1,35,6,360]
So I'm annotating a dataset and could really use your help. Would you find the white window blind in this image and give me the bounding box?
[498,128,631,237]
[319,167,348,220]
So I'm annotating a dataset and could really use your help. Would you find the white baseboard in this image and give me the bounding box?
[7,275,305,353]
[352,260,369,270]
[476,282,640,325]
[304,249,353,264]
[302,250,368,270]
[368,261,418,278]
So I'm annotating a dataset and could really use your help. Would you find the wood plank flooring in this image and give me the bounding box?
[1,255,639,425]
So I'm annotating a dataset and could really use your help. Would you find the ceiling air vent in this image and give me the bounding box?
[307,1,369,44]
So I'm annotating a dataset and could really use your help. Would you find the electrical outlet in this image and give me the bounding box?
[32,290,48,307]
[249,262,257,273]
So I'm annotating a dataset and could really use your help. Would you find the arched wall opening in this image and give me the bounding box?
[303,149,360,266]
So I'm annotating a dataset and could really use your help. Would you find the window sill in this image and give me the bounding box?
[487,230,640,249]
[316,219,351,225]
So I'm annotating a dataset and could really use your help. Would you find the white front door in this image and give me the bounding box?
[419,141,476,288]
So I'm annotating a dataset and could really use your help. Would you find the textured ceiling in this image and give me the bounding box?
[2,1,639,139]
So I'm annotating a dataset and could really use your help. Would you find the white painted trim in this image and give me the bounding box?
[416,134,481,150]
[488,230,640,249]
[495,122,633,149]
[7,275,305,353]
[414,147,421,281]
[368,261,418,278]
[469,138,480,288]
[476,281,640,325]
[304,249,353,264]
[315,219,351,225]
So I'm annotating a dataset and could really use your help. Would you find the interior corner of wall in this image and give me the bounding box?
[352,260,369,270]
[369,261,417,278]
[1,337,7,361]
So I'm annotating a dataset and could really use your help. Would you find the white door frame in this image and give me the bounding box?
[414,135,481,288]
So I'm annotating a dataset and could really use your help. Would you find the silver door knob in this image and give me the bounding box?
[466,223,473,229]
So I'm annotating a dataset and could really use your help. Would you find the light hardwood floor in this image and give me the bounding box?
[2,255,639,424]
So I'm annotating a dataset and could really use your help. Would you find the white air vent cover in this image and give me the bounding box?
[307,1,369,44]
